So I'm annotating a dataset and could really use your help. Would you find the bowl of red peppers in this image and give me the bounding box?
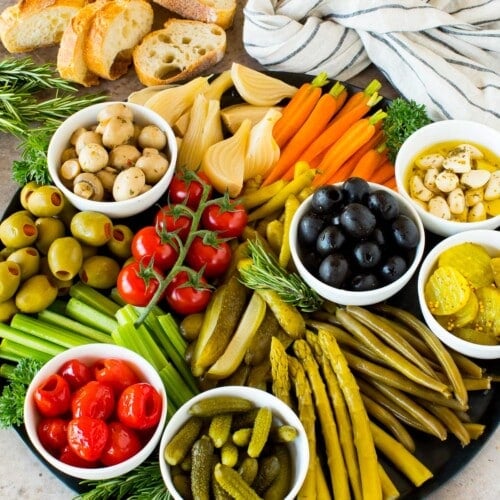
[23,343,167,480]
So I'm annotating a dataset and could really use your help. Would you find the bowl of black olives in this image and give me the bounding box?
[290,177,425,306]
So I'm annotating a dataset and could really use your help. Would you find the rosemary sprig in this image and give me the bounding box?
[239,239,324,312]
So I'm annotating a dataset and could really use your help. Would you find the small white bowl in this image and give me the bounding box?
[24,343,168,480]
[290,182,425,306]
[47,101,178,219]
[159,386,309,499]
[395,119,500,237]
[417,229,500,359]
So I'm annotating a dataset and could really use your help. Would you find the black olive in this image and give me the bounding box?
[391,214,420,249]
[311,185,344,215]
[371,226,387,247]
[298,211,326,247]
[342,177,370,203]
[349,273,380,291]
[318,253,350,288]
[316,225,347,256]
[379,255,408,283]
[366,190,400,221]
[300,250,322,275]
[352,241,382,269]
[339,203,376,239]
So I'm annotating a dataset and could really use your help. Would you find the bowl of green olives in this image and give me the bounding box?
[290,178,425,306]
[47,101,178,219]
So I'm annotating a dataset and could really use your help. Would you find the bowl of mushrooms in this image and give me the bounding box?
[395,120,500,237]
[47,101,178,219]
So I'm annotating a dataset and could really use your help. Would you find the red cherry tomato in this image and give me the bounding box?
[201,201,248,238]
[67,416,109,462]
[59,444,99,468]
[58,359,92,391]
[34,374,71,417]
[117,382,162,431]
[168,171,212,209]
[71,381,115,421]
[131,226,179,272]
[93,358,140,396]
[116,261,163,307]
[186,235,232,278]
[100,421,142,466]
[37,417,68,456]
[154,205,192,242]
[165,271,212,315]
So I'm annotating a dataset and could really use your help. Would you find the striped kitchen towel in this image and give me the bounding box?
[243,0,500,129]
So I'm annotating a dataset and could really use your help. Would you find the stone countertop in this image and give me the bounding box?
[0,0,498,498]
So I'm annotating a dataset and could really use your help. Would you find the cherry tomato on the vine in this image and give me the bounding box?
[37,417,68,455]
[117,382,162,431]
[165,270,212,315]
[186,235,232,278]
[168,171,212,209]
[131,226,179,272]
[67,416,109,462]
[201,201,248,238]
[58,359,92,391]
[34,374,71,417]
[116,261,163,307]
[154,205,192,242]
[93,358,140,396]
[100,421,142,466]
[71,380,115,420]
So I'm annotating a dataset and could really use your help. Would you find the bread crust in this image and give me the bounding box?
[132,18,227,86]
[152,0,236,30]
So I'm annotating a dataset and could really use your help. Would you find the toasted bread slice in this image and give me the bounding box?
[133,19,226,86]
[0,0,85,53]
[84,0,153,80]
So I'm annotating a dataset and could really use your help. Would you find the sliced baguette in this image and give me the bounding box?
[133,19,227,86]
[84,0,154,81]
[0,0,86,53]
[152,0,236,30]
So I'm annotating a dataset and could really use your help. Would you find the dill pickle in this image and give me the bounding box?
[221,441,239,467]
[209,414,233,448]
[248,407,273,458]
[225,363,251,386]
[262,445,292,500]
[212,478,233,500]
[472,286,500,338]
[491,257,500,287]
[244,308,280,366]
[232,428,252,447]
[172,472,192,500]
[253,455,281,496]
[247,361,272,391]
[232,408,260,430]
[164,416,203,466]
[191,435,215,500]
[189,396,255,418]
[180,313,205,341]
[238,456,259,484]
[214,463,262,500]
[270,424,298,443]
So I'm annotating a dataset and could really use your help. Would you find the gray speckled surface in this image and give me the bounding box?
[0,0,498,498]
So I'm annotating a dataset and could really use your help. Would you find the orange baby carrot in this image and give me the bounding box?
[369,159,395,184]
[273,72,330,148]
[312,109,387,187]
[383,176,397,190]
[350,143,388,180]
[334,79,381,120]
[263,82,347,186]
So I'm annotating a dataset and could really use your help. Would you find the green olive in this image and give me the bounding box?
[0,298,18,323]
[47,236,83,281]
[79,255,120,289]
[70,211,113,246]
[58,198,79,228]
[26,185,65,217]
[20,181,41,211]
[0,261,21,302]
[39,258,73,296]
[15,274,58,313]
[7,247,40,281]
[35,217,66,255]
[81,244,99,260]
[0,247,14,260]
[0,211,38,249]
[107,224,134,259]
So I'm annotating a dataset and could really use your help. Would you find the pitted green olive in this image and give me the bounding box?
[40,258,73,296]
[0,261,21,302]
[0,211,38,248]
[70,211,113,246]
[57,199,79,228]
[35,217,66,255]
[20,181,40,210]
[26,185,65,217]
[47,236,83,281]
[7,247,40,281]
[107,224,134,259]
[0,298,18,323]
[79,255,120,289]
[81,244,99,260]
[15,274,58,313]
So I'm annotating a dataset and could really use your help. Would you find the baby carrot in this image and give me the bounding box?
[272,72,330,148]
[334,79,381,120]
[369,159,395,184]
[383,176,397,190]
[350,143,388,180]
[263,82,347,186]
[312,110,387,187]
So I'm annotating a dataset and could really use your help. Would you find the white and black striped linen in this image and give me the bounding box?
[243,0,500,129]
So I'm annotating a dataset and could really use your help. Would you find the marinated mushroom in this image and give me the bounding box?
[109,144,141,169]
[112,167,146,201]
[96,167,119,193]
[73,172,105,201]
[75,130,103,155]
[96,103,134,125]
[59,159,82,184]
[101,116,135,148]
[136,151,169,184]
[137,125,167,150]
[78,143,109,172]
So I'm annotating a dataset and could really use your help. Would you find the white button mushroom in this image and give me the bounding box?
[75,130,103,155]
[101,117,135,149]
[78,143,109,173]
[137,125,168,151]
[97,103,134,125]
[136,151,169,184]
[73,172,105,201]
[109,145,142,170]
[112,167,146,201]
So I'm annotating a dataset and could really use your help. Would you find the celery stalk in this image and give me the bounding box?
[66,298,118,334]
[0,339,52,364]
[0,323,64,357]
[69,282,120,317]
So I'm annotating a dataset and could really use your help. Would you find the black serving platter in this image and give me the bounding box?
[1,72,499,498]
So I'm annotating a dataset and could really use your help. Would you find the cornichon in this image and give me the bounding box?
[248,407,273,458]
[190,435,215,500]
[214,463,262,500]
[209,413,233,448]
[189,396,255,418]
[164,416,202,466]
[238,456,259,485]
[221,441,239,467]
[253,455,281,496]
[261,445,293,500]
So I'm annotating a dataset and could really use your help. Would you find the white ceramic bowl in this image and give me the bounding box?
[159,386,309,499]
[47,101,178,219]
[24,343,168,480]
[290,182,425,306]
[395,119,500,237]
[417,229,500,359]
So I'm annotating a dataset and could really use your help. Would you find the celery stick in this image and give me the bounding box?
[157,314,188,356]
[38,309,111,344]
[69,282,120,317]
[160,363,197,410]
[11,314,93,349]
[66,298,118,334]
[0,363,15,379]
[0,323,64,357]
[112,323,152,365]
[0,339,51,364]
